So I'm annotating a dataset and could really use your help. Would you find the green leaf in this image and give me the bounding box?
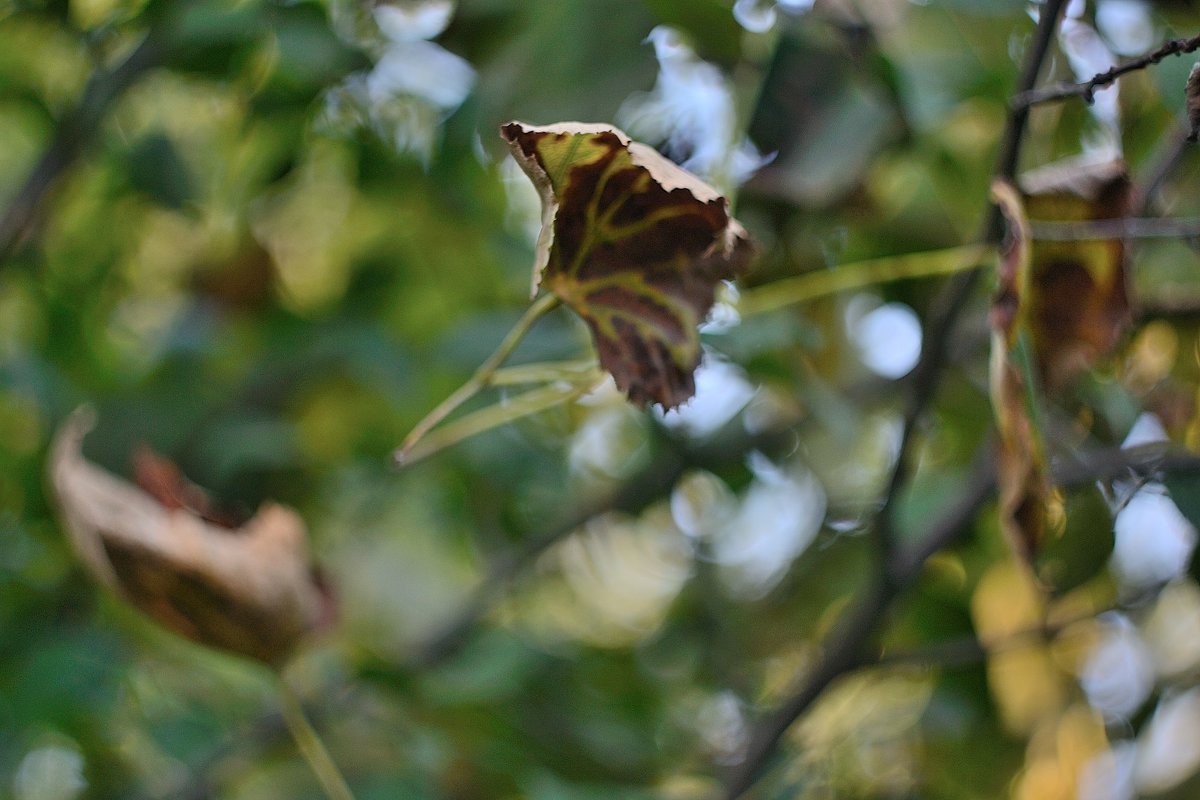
[127,133,192,209]
[500,121,753,409]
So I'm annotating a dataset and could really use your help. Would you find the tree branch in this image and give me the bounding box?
[0,29,164,263]
[407,424,799,668]
[720,3,1070,796]
[1028,217,1200,240]
[721,448,998,800]
[1012,33,1200,109]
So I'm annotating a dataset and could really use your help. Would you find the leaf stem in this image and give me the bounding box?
[277,678,355,800]
[399,380,596,466]
[736,243,990,317]
[490,358,600,386]
[395,293,562,465]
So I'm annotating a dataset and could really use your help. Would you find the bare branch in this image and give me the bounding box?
[408,424,799,668]
[1028,216,1200,240]
[0,30,164,263]
[1013,33,1200,110]
[721,3,1071,795]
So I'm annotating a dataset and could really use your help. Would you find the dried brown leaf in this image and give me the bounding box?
[500,120,753,409]
[990,180,1056,567]
[1019,156,1132,391]
[1187,61,1200,142]
[50,409,334,666]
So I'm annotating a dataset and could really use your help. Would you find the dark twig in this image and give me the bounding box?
[872,605,1113,672]
[409,446,688,668]
[1012,33,1200,109]
[0,30,164,262]
[721,3,1070,796]
[1138,294,1200,320]
[1028,216,1200,240]
[1138,128,1195,216]
[722,433,1200,799]
[722,449,998,800]
[409,424,799,668]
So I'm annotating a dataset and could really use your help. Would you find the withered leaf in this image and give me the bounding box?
[50,409,334,666]
[1187,61,1200,142]
[1020,157,1132,391]
[133,445,243,528]
[990,180,1057,567]
[500,121,753,409]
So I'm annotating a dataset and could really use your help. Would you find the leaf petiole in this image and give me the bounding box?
[395,293,562,465]
[737,243,992,317]
[399,380,596,466]
[277,678,356,800]
[490,358,600,386]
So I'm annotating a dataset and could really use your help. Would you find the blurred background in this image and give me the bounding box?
[6,0,1200,798]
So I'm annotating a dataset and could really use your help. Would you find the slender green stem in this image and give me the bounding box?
[277,678,355,800]
[395,293,562,465]
[400,379,597,466]
[737,243,991,317]
[490,358,599,386]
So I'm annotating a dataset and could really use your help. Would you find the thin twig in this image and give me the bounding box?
[722,448,998,800]
[0,30,164,262]
[872,604,1113,671]
[1013,33,1200,109]
[394,293,562,466]
[408,423,798,668]
[737,244,990,317]
[1138,128,1195,216]
[1028,216,1200,240]
[277,678,356,800]
[398,379,594,466]
[720,3,1070,796]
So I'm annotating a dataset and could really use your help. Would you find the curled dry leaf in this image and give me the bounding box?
[1188,61,1200,142]
[500,121,754,409]
[990,180,1056,568]
[1020,156,1132,391]
[49,409,334,666]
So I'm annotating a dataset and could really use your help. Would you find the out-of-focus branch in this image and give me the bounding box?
[722,448,998,800]
[1029,217,1200,240]
[0,29,164,262]
[1139,128,1194,216]
[1012,33,1200,109]
[408,423,799,668]
[721,3,1070,797]
[872,605,1114,672]
[722,431,1200,799]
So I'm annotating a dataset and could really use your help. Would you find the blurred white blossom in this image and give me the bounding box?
[569,402,650,479]
[1059,1,1122,156]
[710,452,826,598]
[658,353,757,438]
[1136,688,1200,793]
[845,295,923,379]
[1079,613,1155,721]
[700,282,742,334]
[670,469,736,539]
[1111,484,1197,591]
[1096,0,1156,56]
[321,0,475,163]
[372,0,454,41]
[733,0,815,33]
[1078,742,1137,800]
[1122,411,1168,449]
[618,26,770,190]
[13,745,86,800]
[695,691,749,764]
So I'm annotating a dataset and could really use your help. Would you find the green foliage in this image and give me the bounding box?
[6,1,1200,799]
